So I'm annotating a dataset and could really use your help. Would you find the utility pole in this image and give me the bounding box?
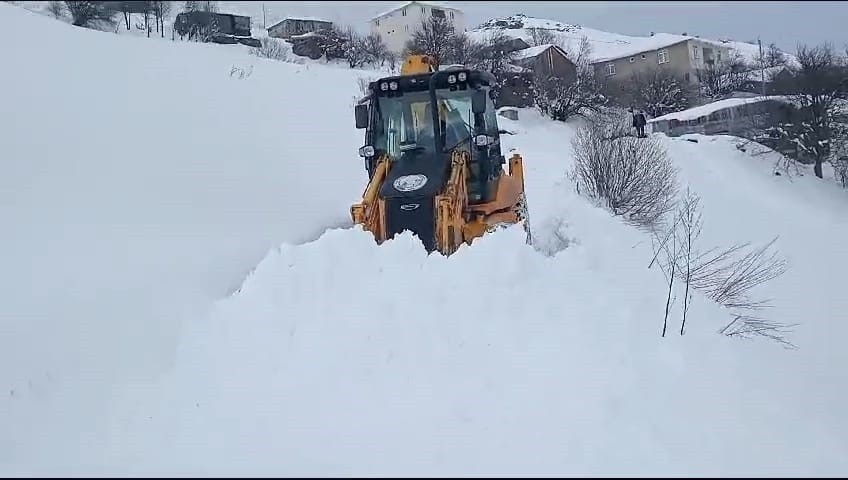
[262,2,266,29]
[758,37,766,96]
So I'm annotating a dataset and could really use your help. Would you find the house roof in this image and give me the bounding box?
[648,95,792,123]
[370,1,459,21]
[512,43,565,61]
[591,33,692,63]
[267,16,332,30]
[741,65,789,83]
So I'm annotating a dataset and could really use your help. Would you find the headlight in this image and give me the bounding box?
[474,135,492,147]
[447,74,456,84]
[389,81,398,91]
[458,72,467,82]
[380,82,388,91]
[358,145,375,157]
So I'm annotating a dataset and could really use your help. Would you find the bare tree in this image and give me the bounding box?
[360,32,389,67]
[459,31,519,103]
[64,1,119,28]
[341,27,368,68]
[772,42,848,178]
[404,15,457,69]
[606,66,694,117]
[151,1,170,37]
[697,51,751,98]
[185,0,216,12]
[316,25,348,61]
[533,36,605,121]
[316,25,367,68]
[445,32,483,67]
[764,43,787,68]
[527,27,555,47]
[571,113,679,230]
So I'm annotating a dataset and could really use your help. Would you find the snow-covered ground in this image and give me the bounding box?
[1,3,847,476]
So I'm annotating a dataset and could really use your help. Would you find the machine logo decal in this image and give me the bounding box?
[393,174,428,192]
[400,203,420,211]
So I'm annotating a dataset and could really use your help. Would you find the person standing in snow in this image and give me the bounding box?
[633,110,647,138]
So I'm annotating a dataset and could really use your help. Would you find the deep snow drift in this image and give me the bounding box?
[2,3,847,476]
[0,2,372,468]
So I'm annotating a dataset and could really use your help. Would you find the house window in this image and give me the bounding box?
[629,57,635,63]
[658,49,669,64]
[405,24,408,32]
[421,6,425,12]
[685,72,690,82]
[641,54,646,59]
[607,63,616,76]
[402,7,406,16]
[693,46,700,60]
[375,19,380,26]
[450,11,454,19]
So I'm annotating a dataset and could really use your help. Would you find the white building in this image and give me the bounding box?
[369,1,465,55]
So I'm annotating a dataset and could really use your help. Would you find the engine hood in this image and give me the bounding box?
[379,150,451,199]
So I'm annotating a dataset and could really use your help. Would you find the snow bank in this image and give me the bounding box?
[54,110,846,477]
[0,1,373,466]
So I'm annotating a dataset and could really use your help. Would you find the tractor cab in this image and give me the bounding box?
[355,67,506,205]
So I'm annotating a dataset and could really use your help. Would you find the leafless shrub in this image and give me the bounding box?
[688,237,787,310]
[47,0,65,18]
[251,37,290,62]
[832,155,848,187]
[64,1,118,28]
[719,314,798,349]
[571,117,678,230]
[649,190,792,345]
[229,64,253,80]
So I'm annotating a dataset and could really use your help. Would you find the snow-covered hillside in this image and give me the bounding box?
[471,13,786,65]
[1,3,847,476]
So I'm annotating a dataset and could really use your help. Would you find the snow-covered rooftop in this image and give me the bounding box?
[282,16,331,23]
[512,44,560,61]
[267,16,332,30]
[370,1,459,21]
[649,96,792,123]
[590,33,691,63]
[470,14,796,67]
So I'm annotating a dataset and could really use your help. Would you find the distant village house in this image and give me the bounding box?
[591,35,732,86]
[267,17,333,40]
[498,43,577,108]
[369,1,466,55]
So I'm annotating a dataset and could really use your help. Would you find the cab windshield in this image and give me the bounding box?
[373,89,477,160]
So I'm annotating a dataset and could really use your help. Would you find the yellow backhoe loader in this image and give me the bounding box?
[350,55,531,256]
